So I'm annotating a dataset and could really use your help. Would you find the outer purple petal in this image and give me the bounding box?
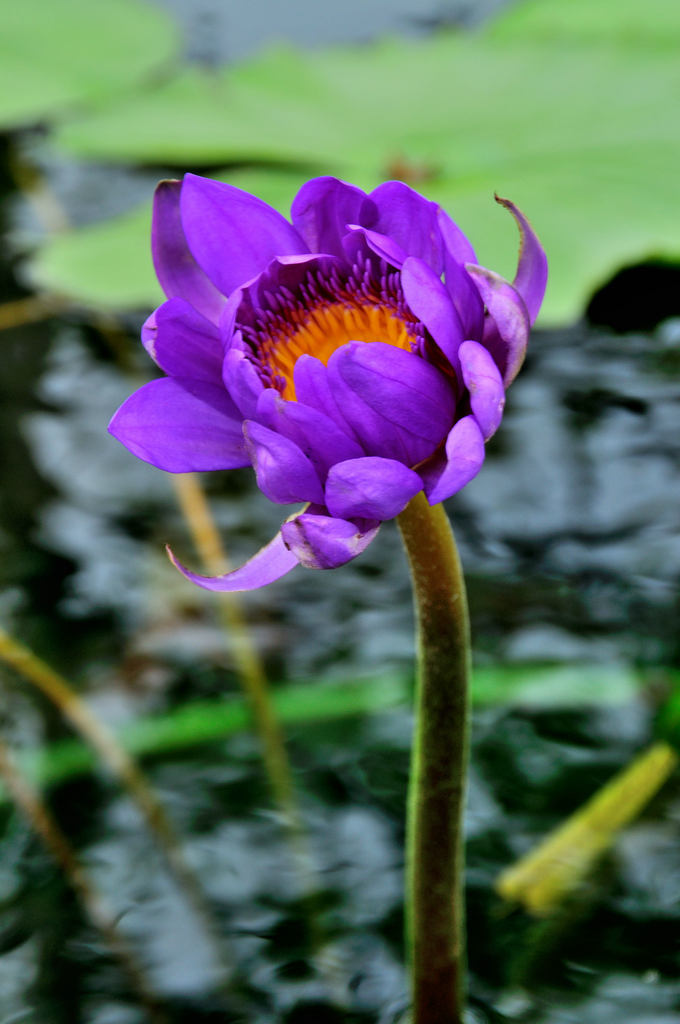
[400,256,465,372]
[109,377,248,472]
[255,389,363,479]
[459,340,505,441]
[180,173,309,297]
[325,457,422,520]
[370,181,443,272]
[142,298,223,383]
[281,510,380,569]
[244,421,324,504]
[167,531,298,592]
[152,180,227,324]
[465,265,530,386]
[420,415,485,504]
[495,195,548,326]
[291,177,376,256]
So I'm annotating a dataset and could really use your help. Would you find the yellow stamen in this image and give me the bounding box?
[261,299,416,399]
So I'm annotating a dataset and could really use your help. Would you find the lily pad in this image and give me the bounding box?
[0,0,178,130]
[489,0,680,47]
[34,0,680,323]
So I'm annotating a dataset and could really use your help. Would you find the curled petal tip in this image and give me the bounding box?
[494,194,548,326]
[166,532,299,592]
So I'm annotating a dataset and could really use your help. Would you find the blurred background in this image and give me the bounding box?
[1,1,679,1021]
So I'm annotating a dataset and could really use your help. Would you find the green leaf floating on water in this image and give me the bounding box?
[488,0,680,47]
[32,0,680,324]
[0,0,178,130]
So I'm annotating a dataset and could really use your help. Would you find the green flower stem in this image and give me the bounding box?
[397,492,471,1024]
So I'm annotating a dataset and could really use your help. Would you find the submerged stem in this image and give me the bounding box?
[397,492,471,1024]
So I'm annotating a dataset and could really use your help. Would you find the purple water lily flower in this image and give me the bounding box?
[109,174,547,591]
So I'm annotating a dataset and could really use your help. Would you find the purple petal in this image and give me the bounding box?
[152,180,226,324]
[333,342,455,442]
[325,457,422,520]
[180,173,308,298]
[293,354,363,444]
[222,345,264,418]
[281,510,380,569]
[327,342,454,465]
[495,195,548,326]
[459,340,505,441]
[420,415,485,505]
[440,249,484,341]
[342,225,408,269]
[400,256,465,372]
[168,531,298,592]
[142,298,223,382]
[465,265,530,386]
[436,206,477,266]
[109,377,248,473]
[291,177,376,256]
[244,421,324,504]
[255,389,363,479]
[370,181,443,272]
[232,252,337,339]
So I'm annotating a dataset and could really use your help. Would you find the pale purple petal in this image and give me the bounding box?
[291,177,376,256]
[222,345,264,418]
[142,298,223,382]
[281,511,380,569]
[465,265,530,386]
[152,180,226,324]
[255,389,363,478]
[180,173,308,297]
[459,340,505,441]
[421,415,485,504]
[370,181,443,271]
[108,377,248,473]
[495,195,548,326]
[168,531,298,591]
[325,457,422,520]
[400,256,465,372]
[244,421,324,504]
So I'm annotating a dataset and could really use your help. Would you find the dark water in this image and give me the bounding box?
[1,2,680,1022]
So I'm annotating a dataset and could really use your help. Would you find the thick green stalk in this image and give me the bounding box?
[397,492,471,1024]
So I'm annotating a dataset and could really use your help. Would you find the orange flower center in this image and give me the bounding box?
[261,298,417,399]
[240,259,424,400]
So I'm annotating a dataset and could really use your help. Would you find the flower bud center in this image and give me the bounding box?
[241,258,423,399]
